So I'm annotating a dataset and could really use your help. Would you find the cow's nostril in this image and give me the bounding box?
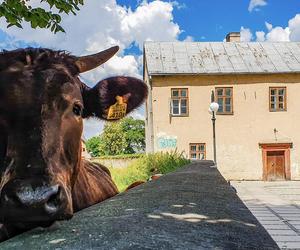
[45,186,61,214]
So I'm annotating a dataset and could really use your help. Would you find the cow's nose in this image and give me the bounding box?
[4,184,63,215]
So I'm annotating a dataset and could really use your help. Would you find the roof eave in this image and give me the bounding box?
[147,71,300,76]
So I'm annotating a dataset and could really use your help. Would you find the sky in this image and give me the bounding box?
[0,0,299,138]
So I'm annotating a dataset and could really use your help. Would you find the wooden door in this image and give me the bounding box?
[266,151,285,181]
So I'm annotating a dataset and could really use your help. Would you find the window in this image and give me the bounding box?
[171,88,189,116]
[215,87,233,114]
[190,143,206,160]
[269,87,287,112]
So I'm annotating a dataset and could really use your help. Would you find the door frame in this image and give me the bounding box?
[259,143,292,181]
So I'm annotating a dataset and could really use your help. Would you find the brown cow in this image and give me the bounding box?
[0,46,148,241]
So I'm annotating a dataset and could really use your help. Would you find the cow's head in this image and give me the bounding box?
[0,47,147,229]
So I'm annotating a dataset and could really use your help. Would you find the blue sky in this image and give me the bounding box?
[118,0,300,44]
[0,0,299,138]
[173,0,300,41]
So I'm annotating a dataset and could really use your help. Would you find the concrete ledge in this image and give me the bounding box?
[0,161,278,249]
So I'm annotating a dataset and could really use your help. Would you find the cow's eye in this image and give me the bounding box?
[73,104,82,116]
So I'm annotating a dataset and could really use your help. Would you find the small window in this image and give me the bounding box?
[171,88,189,116]
[190,143,206,160]
[215,87,233,114]
[269,87,287,112]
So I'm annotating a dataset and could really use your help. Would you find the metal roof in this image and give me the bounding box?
[144,42,300,75]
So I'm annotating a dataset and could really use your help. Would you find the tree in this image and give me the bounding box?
[99,122,127,155]
[120,117,145,154]
[85,117,146,157]
[85,136,101,157]
[0,0,84,33]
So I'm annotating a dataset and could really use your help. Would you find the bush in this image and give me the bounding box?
[93,153,143,160]
[109,151,190,192]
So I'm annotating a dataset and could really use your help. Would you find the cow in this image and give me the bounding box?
[0,46,148,241]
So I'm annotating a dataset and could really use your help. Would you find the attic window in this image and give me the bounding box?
[170,88,189,116]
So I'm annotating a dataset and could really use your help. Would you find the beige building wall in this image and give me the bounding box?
[145,73,300,180]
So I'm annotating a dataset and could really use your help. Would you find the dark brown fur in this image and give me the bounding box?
[0,48,148,241]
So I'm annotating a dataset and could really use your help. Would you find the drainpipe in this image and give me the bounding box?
[148,75,154,153]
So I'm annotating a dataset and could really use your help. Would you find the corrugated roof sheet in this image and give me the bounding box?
[144,42,300,75]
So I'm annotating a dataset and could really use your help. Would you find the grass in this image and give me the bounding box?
[108,151,191,192]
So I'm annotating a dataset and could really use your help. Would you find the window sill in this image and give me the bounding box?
[269,110,287,112]
[216,112,234,115]
[170,114,189,117]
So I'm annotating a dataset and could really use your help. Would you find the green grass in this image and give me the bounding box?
[109,151,191,192]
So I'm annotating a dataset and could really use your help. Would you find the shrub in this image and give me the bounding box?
[109,151,190,192]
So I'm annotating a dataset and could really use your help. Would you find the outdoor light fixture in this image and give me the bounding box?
[209,91,219,167]
[209,102,219,113]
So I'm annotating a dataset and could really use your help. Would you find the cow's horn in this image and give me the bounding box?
[75,46,119,73]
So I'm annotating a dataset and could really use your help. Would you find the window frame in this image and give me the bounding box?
[269,87,287,112]
[215,87,233,115]
[170,88,189,117]
[189,143,206,160]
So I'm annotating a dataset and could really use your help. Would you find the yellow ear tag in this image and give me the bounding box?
[107,96,127,120]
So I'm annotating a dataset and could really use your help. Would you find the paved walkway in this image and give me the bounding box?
[1,162,277,249]
[231,181,300,249]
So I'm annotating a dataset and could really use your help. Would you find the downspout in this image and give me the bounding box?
[143,47,154,153]
[148,75,154,153]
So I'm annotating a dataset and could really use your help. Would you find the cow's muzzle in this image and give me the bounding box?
[0,179,72,228]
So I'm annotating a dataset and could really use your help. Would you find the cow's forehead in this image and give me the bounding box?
[0,68,82,119]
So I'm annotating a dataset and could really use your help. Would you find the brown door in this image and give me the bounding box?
[266,151,286,181]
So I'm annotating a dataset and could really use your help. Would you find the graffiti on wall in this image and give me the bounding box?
[157,132,177,149]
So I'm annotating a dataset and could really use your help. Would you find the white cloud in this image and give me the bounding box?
[183,36,194,42]
[171,1,186,10]
[83,118,104,139]
[248,0,267,12]
[265,22,273,31]
[289,14,300,41]
[240,27,253,42]
[255,31,265,42]
[82,54,140,86]
[248,13,300,42]
[120,1,180,50]
[265,26,290,42]
[129,109,145,120]
[254,14,300,42]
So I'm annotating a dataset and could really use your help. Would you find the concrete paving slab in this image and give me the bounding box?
[260,221,288,226]
[0,162,278,250]
[263,225,291,230]
[232,181,300,249]
[272,235,300,242]
[255,215,281,220]
[280,216,300,220]
[268,230,298,236]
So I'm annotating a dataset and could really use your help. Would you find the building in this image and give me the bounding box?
[143,33,300,181]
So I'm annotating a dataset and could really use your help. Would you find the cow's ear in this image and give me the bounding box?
[82,76,148,120]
